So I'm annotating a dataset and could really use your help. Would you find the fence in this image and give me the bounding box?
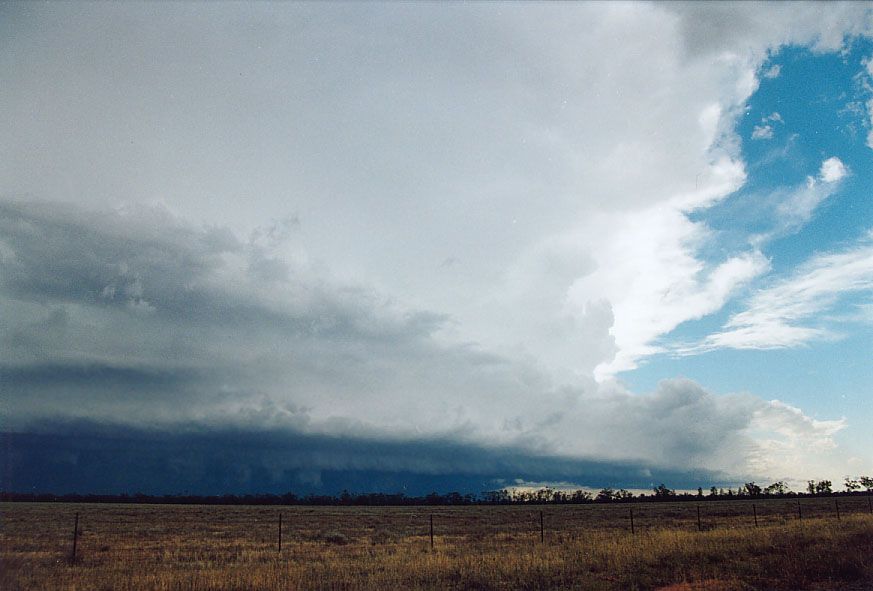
[5,496,872,566]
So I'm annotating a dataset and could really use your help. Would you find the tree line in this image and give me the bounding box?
[2,476,871,506]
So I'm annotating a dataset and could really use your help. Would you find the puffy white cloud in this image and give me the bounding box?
[746,400,849,486]
[751,112,783,140]
[752,124,774,140]
[819,156,848,183]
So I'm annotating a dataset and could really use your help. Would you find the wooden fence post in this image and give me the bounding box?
[696,505,702,532]
[834,499,840,521]
[429,514,434,549]
[70,512,79,565]
[629,507,635,535]
[539,510,544,543]
[278,512,282,552]
[797,500,802,520]
[753,503,758,528]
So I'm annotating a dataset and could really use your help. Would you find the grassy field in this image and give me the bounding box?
[2,498,872,590]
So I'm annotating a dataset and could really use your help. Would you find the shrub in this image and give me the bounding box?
[321,531,350,545]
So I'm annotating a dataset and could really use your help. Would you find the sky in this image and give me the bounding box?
[2,2,873,495]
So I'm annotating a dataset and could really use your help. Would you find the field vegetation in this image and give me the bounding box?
[2,499,872,590]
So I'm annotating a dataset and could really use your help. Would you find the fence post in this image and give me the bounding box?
[835,499,840,521]
[696,505,702,532]
[278,512,282,552]
[429,514,434,549]
[797,500,802,520]
[753,503,758,528]
[70,512,79,565]
[629,507,635,535]
[539,510,544,543]
[868,494,872,514]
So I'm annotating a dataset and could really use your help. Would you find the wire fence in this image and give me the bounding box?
[3,496,872,567]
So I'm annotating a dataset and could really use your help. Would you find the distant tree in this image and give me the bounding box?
[596,488,615,502]
[653,484,675,499]
[764,481,789,496]
[444,492,465,505]
[614,489,634,501]
[709,486,718,497]
[571,490,593,503]
[807,480,833,495]
[744,482,762,497]
[844,477,861,492]
[535,487,555,503]
[697,487,704,498]
[859,476,873,492]
[482,489,510,504]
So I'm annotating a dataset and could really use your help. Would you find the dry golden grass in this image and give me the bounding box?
[2,501,872,590]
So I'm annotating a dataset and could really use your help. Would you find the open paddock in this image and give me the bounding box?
[2,499,872,590]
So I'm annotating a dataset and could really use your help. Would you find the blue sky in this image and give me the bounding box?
[626,41,873,453]
[2,3,873,495]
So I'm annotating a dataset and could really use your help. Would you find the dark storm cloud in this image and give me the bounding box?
[0,362,196,389]
[2,420,729,496]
